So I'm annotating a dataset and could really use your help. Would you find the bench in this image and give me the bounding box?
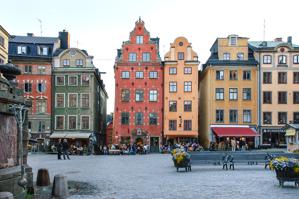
[109,149,121,155]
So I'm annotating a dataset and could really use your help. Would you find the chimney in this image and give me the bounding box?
[274,37,282,42]
[59,30,70,49]
[287,36,292,44]
[27,33,34,37]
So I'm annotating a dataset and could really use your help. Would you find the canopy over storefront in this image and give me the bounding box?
[50,132,92,139]
[212,127,258,137]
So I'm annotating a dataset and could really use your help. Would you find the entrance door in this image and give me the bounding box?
[150,137,159,153]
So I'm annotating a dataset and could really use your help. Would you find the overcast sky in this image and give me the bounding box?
[2,0,299,113]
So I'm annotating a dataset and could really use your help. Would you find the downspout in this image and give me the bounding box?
[258,52,262,148]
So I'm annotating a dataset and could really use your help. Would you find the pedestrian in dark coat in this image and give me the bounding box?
[57,139,62,160]
[62,139,70,160]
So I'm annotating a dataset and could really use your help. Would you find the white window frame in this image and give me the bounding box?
[136,36,143,44]
[68,93,78,108]
[129,53,137,62]
[56,76,65,86]
[229,88,238,100]
[81,93,90,108]
[17,46,27,55]
[184,67,192,74]
[149,71,158,79]
[135,71,144,79]
[55,93,65,108]
[68,115,77,130]
[216,88,224,100]
[81,115,90,130]
[149,90,158,102]
[55,115,65,130]
[223,53,230,60]
[76,59,83,67]
[63,59,70,66]
[37,46,49,56]
[121,71,130,79]
[243,110,252,123]
[142,52,150,62]
[68,75,78,86]
[81,75,90,86]
[36,82,46,93]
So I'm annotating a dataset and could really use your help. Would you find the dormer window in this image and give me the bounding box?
[136,36,143,44]
[17,46,27,55]
[229,36,237,46]
[76,59,83,67]
[223,53,230,60]
[178,52,184,60]
[63,59,70,66]
[37,46,48,55]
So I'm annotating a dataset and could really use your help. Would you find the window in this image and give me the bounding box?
[68,116,77,129]
[229,70,238,80]
[278,55,287,65]
[216,110,224,123]
[169,101,177,112]
[229,88,238,100]
[56,93,64,108]
[216,70,224,80]
[17,46,27,55]
[38,121,45,133]
[24,82,32,93]
[136,36,143,44]
[184,101,192,112]
[184,67,192,74]
[0,36,4,47]
[36,100,46,113]
[263,72,272,84]
[76,59,83,66]
[178,52,184,60]
[263,112,272,124]
[55,116,64,130]
[184,81,192,92]
[149,71,158,79]
[121,89,130,102]
[294,112,299,123]
[278,112,287,124]
[278,72,287,84]
[216,88,224,100]
[135,71,144,79]
[169,82,177,92]
[56,76,65,86]
[263,55,272,64]
[223,53,230,60]
[129,53,137,62]
[121,71,130,79]
[293,55,299,64]
[278,92,287,104]
[68,94,77,107]
[243,71,251,80]
[237,53,244,60]
[68,76,78,86]
[142,53,150,62]
[229,36,237,46]
[243,110,252,123]
[81,116,90,129]
[294,92,299,104]
[121,112,129,125]
[63,59,70,66]
[24,65,32,73]
[169,67,177,75]
[81,94,89,108]
[135,112,143,125]
[37,82,45,93]
[263,91,272,104]
[37,66,46,74]
[243,88,251,100]
[81,75,90,86]
[135,90,144,102]
[184,120,192,131]
[149,113,158,125]
[149,90,158,102]
[229,110,238,123]
[293,72,299,84]
[37,46,48,55]
[169,120,177,130]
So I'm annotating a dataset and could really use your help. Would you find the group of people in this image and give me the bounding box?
[56,139,70,160]
[160,142,203,153]
[209,137,253,151]
[100,143,150,155]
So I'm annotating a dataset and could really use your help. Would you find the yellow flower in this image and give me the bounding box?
[294,167,299,173]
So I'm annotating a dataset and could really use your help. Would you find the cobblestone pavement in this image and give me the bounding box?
[28,154,298,199]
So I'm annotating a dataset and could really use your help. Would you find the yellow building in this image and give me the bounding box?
[250,37,299,148]
[0,25,10,64]
[200,35,258,149]
[163,37,199,144]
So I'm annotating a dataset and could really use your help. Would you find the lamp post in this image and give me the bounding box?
[9,104,28,189]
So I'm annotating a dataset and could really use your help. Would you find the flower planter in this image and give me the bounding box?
[275,168,299,187]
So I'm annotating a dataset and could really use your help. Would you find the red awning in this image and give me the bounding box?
[212,127,258,137]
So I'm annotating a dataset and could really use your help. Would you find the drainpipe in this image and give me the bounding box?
[258,52,262,148]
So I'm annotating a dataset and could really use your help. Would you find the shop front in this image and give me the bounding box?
[261,127,286,148]
[49,132,93,148]
[284,124,299,152]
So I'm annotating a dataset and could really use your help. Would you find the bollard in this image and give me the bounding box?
[52,174,69,198]
[0,192,13,199]
[36,168,50,186]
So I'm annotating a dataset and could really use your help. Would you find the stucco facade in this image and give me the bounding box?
[200,35,258,148]
[0,25,9,64]
[163,37,199,143]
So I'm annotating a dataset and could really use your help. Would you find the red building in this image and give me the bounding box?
[113,18,163,152]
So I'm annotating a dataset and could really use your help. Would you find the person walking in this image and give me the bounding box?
[231,138,236,152]
[62,139,70,160]
[56,139,62,160]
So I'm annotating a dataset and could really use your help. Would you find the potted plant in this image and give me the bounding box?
[172,149,191,172]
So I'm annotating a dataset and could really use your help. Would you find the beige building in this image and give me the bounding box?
[163,37,199,144]
[250,37,299,148]
[0,25,9,64]
[200,35,259,148]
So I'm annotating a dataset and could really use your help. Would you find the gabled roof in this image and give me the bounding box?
[9,35,59,44]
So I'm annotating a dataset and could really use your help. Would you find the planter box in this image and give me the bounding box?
[172,158,191,172]
[275,168,299,187]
